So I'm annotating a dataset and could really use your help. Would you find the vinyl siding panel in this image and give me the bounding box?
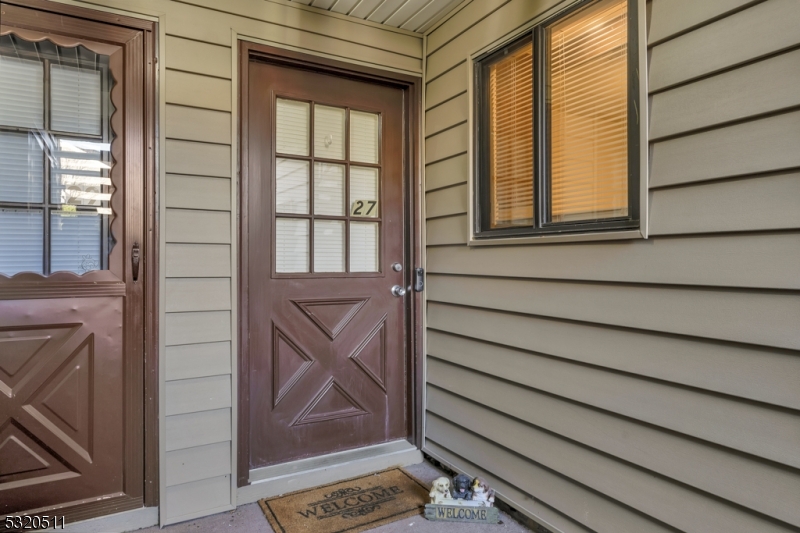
[165,342,232,381]
[164,36,232,79]
[649,0,800,90]
[165,106,231,145]
[166,175,231,212]
[423,1,800,531]
[165,442,232,487]
[165,475,231,521]
[165,278,231,312]
[165,375,232,416]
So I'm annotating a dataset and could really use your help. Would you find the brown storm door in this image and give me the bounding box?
[0,2,155,521]
[243,50,413,470]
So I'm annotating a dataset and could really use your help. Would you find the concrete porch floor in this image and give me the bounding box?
[134,461,534,533]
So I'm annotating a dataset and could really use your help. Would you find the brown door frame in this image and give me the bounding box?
[238,41,423,487]
[0,0,159,517]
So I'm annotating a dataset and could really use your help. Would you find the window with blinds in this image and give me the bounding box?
[486,40,533,228]
[548,0,629,223]
[475,0,637,238]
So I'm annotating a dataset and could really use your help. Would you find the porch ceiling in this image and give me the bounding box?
[287,0,463,33]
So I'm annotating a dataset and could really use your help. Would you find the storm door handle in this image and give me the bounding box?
[132,241,140,282]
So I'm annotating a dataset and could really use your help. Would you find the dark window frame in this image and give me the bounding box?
[473,0,640,239]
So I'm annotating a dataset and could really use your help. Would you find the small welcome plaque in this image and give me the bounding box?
[425,503,500,523]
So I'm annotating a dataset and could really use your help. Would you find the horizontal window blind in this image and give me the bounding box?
[488,41,534,228]
[548,0,629,223]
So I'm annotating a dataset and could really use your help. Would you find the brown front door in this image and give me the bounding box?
[0,2,154,520]
[244,55,410,469]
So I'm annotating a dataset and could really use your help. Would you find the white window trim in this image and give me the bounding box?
[465,0,649,246]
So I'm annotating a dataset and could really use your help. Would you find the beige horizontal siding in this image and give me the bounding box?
[165,441,232,487]
[165,70,232,111]
[649,172,800,235]
[165,408,232,452]
[166,244,231,278]
[427,215,468,245]
[651,49,800,139]
[165,375,232,416]
[427,402,793,533]
[428,302,800,410]
[649,0,800,90]
[165,311,232,346]
[165,475,231,521]
[428,274,800,349]
[428,332,800,472]
[650,110,800,187]
[648,0,756,44]
[425,153,468,191]
[165,106,231,145]
[426,184,468,218]
[166,140,231,178]
[164,36,231,79]
[166,209,231,244]
[426,420,674,533]
[425,233,800,289]
[166,175,231,212]
[427,383,800,525]
[165,278,231,313]
[423,3,800,530]
[425,61,467,109]
[165,342,232,381]
[425,123,467,164]
[426,92,468,136]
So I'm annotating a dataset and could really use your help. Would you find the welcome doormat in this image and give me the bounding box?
[258,468,429,533]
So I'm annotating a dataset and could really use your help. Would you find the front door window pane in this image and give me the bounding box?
[276,98,309,156]
[0,209,43,275]
[350,221,378,272]
[276,158,309,214]
[276,218,309,273]
[51,64,102,135]
[313,105,345,160]
[350,166,379,218]
[349,110,379,164]
[313,219,345,273]
[51,211,101,274]
[0,132,44,203]
[314,162,344,216]
[0,54,43,129]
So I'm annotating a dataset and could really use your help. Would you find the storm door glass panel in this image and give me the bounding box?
[0,37,112,276]
[0,132,44,203]
[350,221,378,272]
[276,218,309,273]
[0,53,44,129]
[313,219,345,272]
[276,98,310,156]
[350,166,379,218]
[51,211,102,274]
[314,105,345,160]
[314,162,344,216]
[51,64,102,135]
[51,139,112,206]
[276,158,309,214]
[349,110,379,164]
[0,209,43,275]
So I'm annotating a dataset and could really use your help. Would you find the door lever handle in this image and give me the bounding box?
[132,241,140,282]
[391,285,406,297]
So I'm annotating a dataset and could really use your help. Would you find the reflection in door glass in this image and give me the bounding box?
[0,35,113,276]
[276,98,309,156]
[350,221,379,272]
[349,110,380,164]
[313,219,345,273]
[313,105,345,160]
[314,162,345,216]
[276,218,309,273]
[276,158,309,214]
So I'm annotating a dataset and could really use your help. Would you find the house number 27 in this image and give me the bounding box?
[351,200,378,217]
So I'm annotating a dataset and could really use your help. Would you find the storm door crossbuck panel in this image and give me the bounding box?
[243,54,410,472]
[0,2,155,522]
